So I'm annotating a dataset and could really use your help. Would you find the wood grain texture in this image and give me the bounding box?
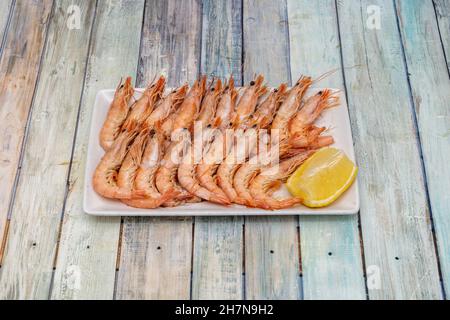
[287,0,366,300]
[136,0,201,85]
[434,0,450,73]
[0,0,14,262]
[200,0,242,81]
[115,0,201,300]
[396,0,450,296]
[0,0,96,299]
[243,0,300,300]
[51,0,145,300]
[338,0,441,299]
[191,0,244,300]
[0,0,53,266]
[0,0,13,57]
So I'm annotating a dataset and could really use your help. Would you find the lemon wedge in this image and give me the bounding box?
[286,147,358,208]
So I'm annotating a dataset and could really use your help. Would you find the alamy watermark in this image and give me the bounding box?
[66,5,81,30]
[366,5,381,30]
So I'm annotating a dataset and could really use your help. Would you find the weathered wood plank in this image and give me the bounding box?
[200,0,242,80]
[115,0,201,300]
[0,0,13,57]
[51,0,145,300]
[287,0,366,300]
[396,0,450,297]
[0,0,14,261]
[434,0,450,73]
[0,0,95,299]
[243,0,300,300]
[191,0,244,300]
[338,0,442,299]
[0,0,53,266]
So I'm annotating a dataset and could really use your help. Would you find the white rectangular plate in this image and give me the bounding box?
[84,88,359,216]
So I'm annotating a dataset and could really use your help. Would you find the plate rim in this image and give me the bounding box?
[83,87,360,216]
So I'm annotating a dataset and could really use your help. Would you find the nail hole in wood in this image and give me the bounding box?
[157,246,161,250]
[270,250,274,254]
[395,256,399,260]
[328,252,332,256]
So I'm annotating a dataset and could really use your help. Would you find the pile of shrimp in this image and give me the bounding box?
[93,74,340,210]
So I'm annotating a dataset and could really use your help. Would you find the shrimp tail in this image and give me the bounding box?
[132,189,149,199]
[157,188,180,206]
[253,199,272,210]
[267,198,302,210]
[209,193,231,206]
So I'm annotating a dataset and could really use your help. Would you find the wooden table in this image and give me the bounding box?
[0,0,448,300]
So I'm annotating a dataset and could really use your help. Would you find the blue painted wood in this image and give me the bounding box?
[51,0,145,299]
[116,0,202,299]
[0,0,95,299]
[434,0,450,74]
[192,0,244,300]
[396,0,450,297]
[337,0,442,299]
[243,0,301,300]
[287,0,366,300]
[0,0,14,262]
[0,0,13,57]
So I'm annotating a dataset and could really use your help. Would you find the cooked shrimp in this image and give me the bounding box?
[197,79,223,127]
[157,77,209,207]
[216,127,258,203]
[271,76,312,131]
[122,76,165,132]
[231,75,267,128]
[247,83,287,129]
[93,130,141,199]
[289,89,339,136]
[156,85,188,140]
[213,76,237,129]
[233,142,284,207]
[99,77,134,150]
[178,133,230,205]
[196,80,236,197]
[250,151,314,210]
[122,130,178,208]
[155,129,199,207]
[145,84,188,134]
[116,130,148,196]
[196,127,234,200]
[289,125,334,149]
[172,76,207,131]
[233,137,315,207]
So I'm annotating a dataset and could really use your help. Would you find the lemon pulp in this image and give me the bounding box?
[286,147,358,208]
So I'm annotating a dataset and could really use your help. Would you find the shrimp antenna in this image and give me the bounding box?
[207,76,215,91]
[148,74,158,87]
[312,68,340,84]
[116,77,124,90]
